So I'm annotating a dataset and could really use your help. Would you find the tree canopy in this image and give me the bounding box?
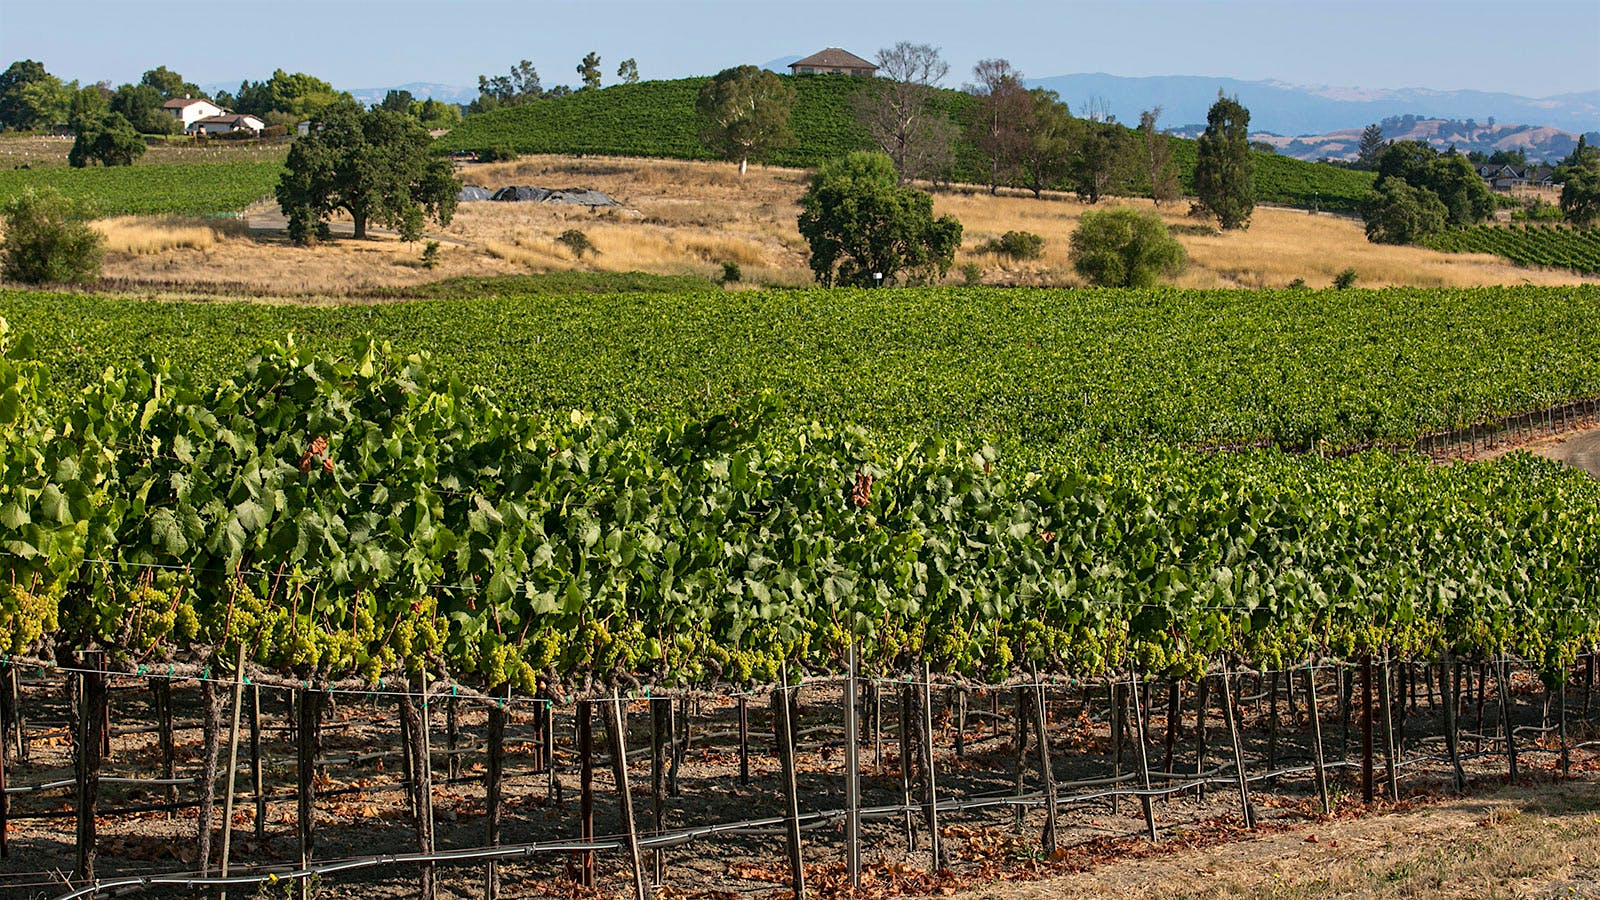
[1360,141,1495,243]
[1193,93,1255,229]
[68,113,146,168]
[275,101,460,243]
[797,151,963,287]
[1561,161,1600,227]
[696,65,797,176]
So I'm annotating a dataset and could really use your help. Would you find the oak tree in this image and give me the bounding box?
[276,101,460,243]
[797,151,962,287]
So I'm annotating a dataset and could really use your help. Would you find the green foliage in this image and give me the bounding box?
[979,230,1044,260]
[697,66,797,174]
[0,161,279,216]
[720,260,742,283]
[0,60,63,131]
[1333,268,1358,290]
[617,59,640,85]
[1560,162,1600,227]
[1421,224,1600,274]
[277,101,460,242]
[226,69,349,121]
[14,284,1600,458]
[1070,119,1136,204]
[1361,179,1448,244]
[3,330,1600,684]
[1070,207,1186,287]
[68,113,147,168]
[556,228,598,258]
[577,52,603,91]
[421,240,441,269]
[477,145,518,162]
[0,188,103,284]
[1194,94,1255,229]
[797,151,962,286]
[1369,141,1494,234]
[959,262,983,285]
[109,83,178,135]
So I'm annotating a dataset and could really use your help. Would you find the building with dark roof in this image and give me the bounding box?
[788,48,878,77]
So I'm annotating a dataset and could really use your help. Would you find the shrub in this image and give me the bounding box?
[1287,277,1307,289]
[1333,268,1358,290]
[557,229,598,258]
[0,187,103,284]
[1069,207,1186,288]
[68,114,146,168]
[421,240,441,269]
[720,261,742,283]
[959,262,983,285]
[478,146,519,162]
[979,230,1044,260]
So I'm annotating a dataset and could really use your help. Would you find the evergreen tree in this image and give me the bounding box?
[577,52,602,91]
[1356,123,1385,169]
[616,58,639,85]
[1193,93,1255,229]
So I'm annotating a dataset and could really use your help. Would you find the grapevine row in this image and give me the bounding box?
[1422,224,1600,274]
[4,323,1598,697]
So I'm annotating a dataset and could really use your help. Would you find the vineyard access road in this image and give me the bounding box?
[1537,427,1600,480]
[948,776,1600,900]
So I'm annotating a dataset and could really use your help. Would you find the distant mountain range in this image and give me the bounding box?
[1026,73,1599,139]
[1199,116,1596,163]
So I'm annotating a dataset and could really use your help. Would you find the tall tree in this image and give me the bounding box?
[1017,89,1073,198]
[855,42,957,184]
[1356,123,1386,170]
[577,52,603,91]
[696,65,796,176]
[965,59,1030,194]
[1194,93,1255,230]
[616,58,639,85]
[1560,161,1600,226]
[276,101,460,242]
[109,83,175,134]
[140,66,202,101]
[472,60,542,113]
[0,60,53,130]
[1071,119,1134,204]
[69,112,145,167]
[797,151,962,287]
[1139,108,1181,206]
[379,89,416,113]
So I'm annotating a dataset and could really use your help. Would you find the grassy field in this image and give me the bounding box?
[78,155,1589,294]
[0,159,283,216]
[5,281,1600,458]
[434,76,1376,211]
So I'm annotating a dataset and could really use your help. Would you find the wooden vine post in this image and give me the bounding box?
[219,643,248,900]
[198,672,223,878]
[1030,667,1058,854]
[297,689,323,900]
[399,672,437,900]
[578,699,595,889]
[843,644,861,887]
[772,676,806,899]
[920,661,944,871]
[1305,664,1331,815]
[1011,686,1030,833]
[1498,659,1518,781]
[1218,660,1255,829]
[73,656,108,883]
[1379,652,1399,802]
[1128,669,1158,842]
[484,687,508,900]
[1441,655,1466,793]
[651,695,670,886]
[603,691,650,900]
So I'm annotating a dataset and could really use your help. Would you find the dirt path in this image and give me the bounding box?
[1535,427,1600,479]
[947,778,1600,899]
[243,199,479,249]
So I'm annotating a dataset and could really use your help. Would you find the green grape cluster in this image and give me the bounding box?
[0,582,59,655]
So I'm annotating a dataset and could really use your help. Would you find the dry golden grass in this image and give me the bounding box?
[91,216,250,255]
[80,153,1600,295]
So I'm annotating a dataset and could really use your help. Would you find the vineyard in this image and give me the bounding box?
[434,76,1375,212]
[1,282,1599,896]
[6,283,1600,461]
[1422,224,1600,275]
[0,161,282,217]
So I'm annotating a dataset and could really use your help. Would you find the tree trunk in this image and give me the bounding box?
[352,210,368,240]
[198,675,223,877]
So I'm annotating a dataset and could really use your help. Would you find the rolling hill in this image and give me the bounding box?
[435,76,1376,212]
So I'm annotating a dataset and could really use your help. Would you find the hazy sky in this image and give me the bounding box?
[3,0,1597,97]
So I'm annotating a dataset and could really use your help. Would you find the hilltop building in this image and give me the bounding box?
[162,97,226,130]
[789,49,878,77]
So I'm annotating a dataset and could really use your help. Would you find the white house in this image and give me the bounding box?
[192,113,267,136]
[162,97,226,130]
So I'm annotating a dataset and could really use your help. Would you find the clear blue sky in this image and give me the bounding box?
[2,0,1597,98]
